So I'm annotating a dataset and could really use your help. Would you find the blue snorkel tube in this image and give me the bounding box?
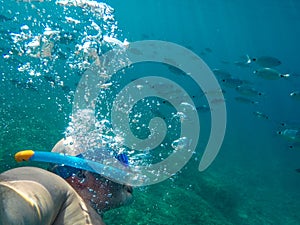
[14,150,142,185]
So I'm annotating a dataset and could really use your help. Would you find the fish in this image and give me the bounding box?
[211,98,225,104]
[61,85,71,93]
[212,69,232,79]
[196,104,210,112]
[276,120,300,129]
[167,65,186,76]
[204,47,212,53]
[235,85,263,97]
[235,96,258,104]
[141,34,150,39]
[252,56,281,67]
[277,129,300,142]
[199,47,212,56]
[221,78,245,88]
[288,142,300,151]
[234,61,251,68]
[44,76,56,83]
[59,32,76,45]
[254,68,289,80]
[234,55,251,67]
[289,91,300,101]
[220,60,231,65]
[295,168,300,173]
[0,15,12,22]
[253,111,269,120]
[10,79,39,92]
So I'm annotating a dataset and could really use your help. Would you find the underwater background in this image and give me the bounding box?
[1,0,300,224]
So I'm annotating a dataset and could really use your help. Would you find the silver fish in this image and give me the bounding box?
[277,129,300,142]
[252,56,281,67]
[254,68,289,80]
[253,111,269,119]
[290,91,300,101]
[234,61,251,68]
[234,55,251,67]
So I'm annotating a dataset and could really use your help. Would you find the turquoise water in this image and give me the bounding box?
[1,0,300,224]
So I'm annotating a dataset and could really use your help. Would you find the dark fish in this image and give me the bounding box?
[196,104,210,112]
[55,50,68,59]
[141,34,150,39]
[213,69,232,79]
[44,76,56,83]
[167,65,186,76]
[211,98,225,104]
[129,47,143,55]
[252,56,281,67]
[0,15,12,22]
[235,96,258,104]
[288,142,300,151]
[277,120,300,129]
[220,60,231,65]
[235,85,263,97]
[61,85,71,93]
[295,168,300,173]
[59,32,76,45]
[204,47,212,53]
[10,79,39,92]
[221,78,245,88]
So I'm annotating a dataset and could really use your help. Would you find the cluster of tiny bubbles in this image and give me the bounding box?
[65,109,125,159]
[171,137,189,151]
[96,76,184,170]
[3,0,126,115]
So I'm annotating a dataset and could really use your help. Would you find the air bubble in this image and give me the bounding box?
[171,137,188,151]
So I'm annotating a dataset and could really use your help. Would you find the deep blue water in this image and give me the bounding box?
[1,0,300,224]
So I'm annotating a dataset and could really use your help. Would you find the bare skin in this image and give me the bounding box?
[65,171,133,215]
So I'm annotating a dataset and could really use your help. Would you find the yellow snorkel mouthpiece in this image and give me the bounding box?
[14,150,35,162]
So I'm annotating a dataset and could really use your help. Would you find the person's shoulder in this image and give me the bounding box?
[0,167,43,182]
[0,167,105,225]
[2,166,47,176]
[1,166,63,183]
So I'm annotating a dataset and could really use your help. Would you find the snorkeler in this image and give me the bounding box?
[0,139,133,225]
